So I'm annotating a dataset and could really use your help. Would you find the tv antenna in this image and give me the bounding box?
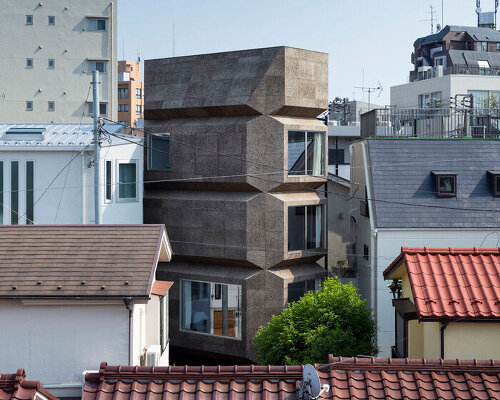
[420,5,438,33]
[354,81,383,112]
[299,364,330,400]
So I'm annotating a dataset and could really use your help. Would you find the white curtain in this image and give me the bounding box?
[315,205,323,248]
[312,132,324,175]
[182,281,192,330]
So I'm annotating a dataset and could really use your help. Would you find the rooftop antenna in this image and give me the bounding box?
[354,81,383,112]
[420,5,437,34]
[299,364,330,400]
[173,20,175,57]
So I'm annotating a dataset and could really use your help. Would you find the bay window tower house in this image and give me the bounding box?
[144,47,328,363]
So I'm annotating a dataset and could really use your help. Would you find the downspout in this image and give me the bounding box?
[123,297,132,364]
[440,320,449,358]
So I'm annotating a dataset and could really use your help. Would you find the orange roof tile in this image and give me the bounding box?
[81,359,500,400]
[384,247,500,319]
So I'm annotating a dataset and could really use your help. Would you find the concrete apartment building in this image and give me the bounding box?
[144,47,328,363]
[391,25,500,108]
[0,0,117,123]
[118,60,144,131]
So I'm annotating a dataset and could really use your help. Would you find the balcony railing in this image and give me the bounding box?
[410,65,500,82]
[361,108,500,139]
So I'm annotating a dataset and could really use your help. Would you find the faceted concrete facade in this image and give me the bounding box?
[144,47,328,363]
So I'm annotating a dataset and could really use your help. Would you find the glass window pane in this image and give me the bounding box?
[97,19,106,30]
[306,205,323,249]
[288,206,305,251]
[306,132,324,175]
[288,131,306,175]
[182,280,210,333]
[118,163,136,199]
[0,162,3,224]
[148,134,170,170]
[26,161,34,224]
[105,161,112,201]
[11,161,18,225]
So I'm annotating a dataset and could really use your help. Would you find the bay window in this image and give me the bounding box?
[288,130,325,176]
[181,280,241,339]
[288,204,324,251]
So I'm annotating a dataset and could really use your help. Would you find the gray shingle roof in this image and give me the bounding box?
[367,139,500,228]
[414,25,500,46]
[448,49,500,68]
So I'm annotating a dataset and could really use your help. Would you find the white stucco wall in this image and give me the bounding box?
[0,299,128,397]
[391,75,500,108]
[0,140,143,224]
[0,0,117,123]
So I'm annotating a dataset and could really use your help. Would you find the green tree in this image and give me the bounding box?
[253,277,377,365]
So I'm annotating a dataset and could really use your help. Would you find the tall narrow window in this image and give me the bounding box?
[48,101,55,111]
[147,134,170,170]
[288,205,324,251]
[48,59,55,69]
[26,15,33,25]
[26,58,33,68]
[48,16,55,25]
[136,88,142,99]
[105,160,112,201]
[118,162,137,200]
[0,162,3,224]
[11,161,18,225]
[26,161,34,224]
[288,131,325,176]
[160,293,168,352]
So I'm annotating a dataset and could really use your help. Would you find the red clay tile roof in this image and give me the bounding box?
[82,359,500,400]
[0,225,171,298]
[384,247,500,319]
[0,369,58,400]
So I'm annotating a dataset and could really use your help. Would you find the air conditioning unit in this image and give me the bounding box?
[145,344,161,366]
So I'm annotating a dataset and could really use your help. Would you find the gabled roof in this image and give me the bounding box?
[414,25,500,46]
[0,369,58,400]
[0,123,141,150]
[0,225,172,299]
[366,139,500,228]
[83,359,500,400]
[384,247,500,320]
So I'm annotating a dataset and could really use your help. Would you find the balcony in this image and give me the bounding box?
[361,108,500,139]
[410,65,500,82]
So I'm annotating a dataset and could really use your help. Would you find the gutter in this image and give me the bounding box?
[123,297,133,364]
[440,320,449,358]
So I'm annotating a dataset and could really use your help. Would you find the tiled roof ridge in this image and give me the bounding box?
[0,369,25,389]
[401,246,500,255]
[325,356,500,372]
[0,369,58,400]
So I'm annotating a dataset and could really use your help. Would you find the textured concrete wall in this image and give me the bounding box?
[145,46,328,362]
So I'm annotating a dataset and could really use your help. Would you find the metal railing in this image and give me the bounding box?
[410,65,500,82]
[361,108,500,139]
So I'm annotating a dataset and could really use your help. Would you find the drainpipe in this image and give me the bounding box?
[440,320,449,358]
[123,297,133,364]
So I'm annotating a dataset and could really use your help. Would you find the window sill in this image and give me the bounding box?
[179,328,242,341]
[116,197,138,203]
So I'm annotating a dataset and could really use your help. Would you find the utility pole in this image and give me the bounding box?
[92,70,101,224]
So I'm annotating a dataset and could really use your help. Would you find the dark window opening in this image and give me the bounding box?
[328,149,346,165]
[363,244,369,260]
[287,279,321,303]
[147,134,170,170]
[432,172,456,197]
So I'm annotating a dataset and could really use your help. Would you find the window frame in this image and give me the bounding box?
[26,15,33,25]
[287,130,326,177]
[116,160,138,202]
[432,172,457,197]
[48,16,55,25]
[136,104,142,115]
[136,88,142,99]
[160,293,169,352]
[26,58,33,68]
[147,133,170,171]
[48,59,55,69]
[48,101,55,112]
[118,104,129,112]
[287,204,325,252]
[180,279,242,340]
[88,18,107,31]
[287,278,321,304]
[10,161,19,225]
[104,160,113,203]
[88,60,107,74]
[118,88,129,99]
[26,101,33,111]
[26,161,34,224]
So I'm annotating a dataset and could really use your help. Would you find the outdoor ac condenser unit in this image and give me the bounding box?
[145,344,161,366]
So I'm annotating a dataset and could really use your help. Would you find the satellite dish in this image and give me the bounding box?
[303,364,322,398]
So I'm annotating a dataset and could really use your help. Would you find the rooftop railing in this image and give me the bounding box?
[410,65,500,82]
[361,108,500,139]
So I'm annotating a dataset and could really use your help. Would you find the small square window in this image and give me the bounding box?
[26,58,33,68]
[88,102,108,116]
[88,18,106,31]
[48,59,55,69]
[26,15,33,25]
[48,16,55,25]
[89,61,106,73]
[48,101,55,111]
[26,101,33,111]
[432,172,456,197]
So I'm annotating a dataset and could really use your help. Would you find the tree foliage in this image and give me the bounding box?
[253,277,377,365]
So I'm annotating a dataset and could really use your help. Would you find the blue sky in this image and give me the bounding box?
[118,0,486,105]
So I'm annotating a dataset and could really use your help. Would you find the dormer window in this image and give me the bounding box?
[432,171,456,197]
[487,171,500,196]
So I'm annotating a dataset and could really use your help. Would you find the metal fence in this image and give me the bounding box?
[410,65,500,82]
[361,108,500,139]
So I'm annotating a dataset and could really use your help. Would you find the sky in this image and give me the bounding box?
[118,0,486,105]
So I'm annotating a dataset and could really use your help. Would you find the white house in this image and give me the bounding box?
[0,224,173,398]
[349,138,500,357]
[0,123,143,224]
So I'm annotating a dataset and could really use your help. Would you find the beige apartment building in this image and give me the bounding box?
[0,0,117,123]
[118,60,144,133]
